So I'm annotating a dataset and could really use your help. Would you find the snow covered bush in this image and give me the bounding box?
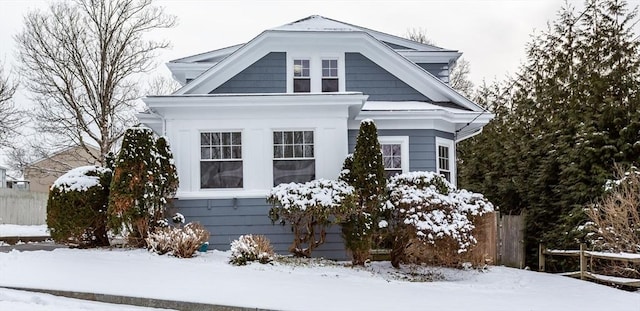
[340,119,387,265]
[108,127,178,247]
[584,166,640,253]
[229,234,275,265]
[385,172,494,268]
[146,222,210,258]
[267,179,355,257]
[47,165,112,247]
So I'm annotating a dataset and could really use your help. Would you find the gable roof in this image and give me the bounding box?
[172,15,482,112]
[272,15,453,52]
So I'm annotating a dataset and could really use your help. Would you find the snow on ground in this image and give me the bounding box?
[0,248,638,311]
[0,224,49,237]
[0,288,173,311]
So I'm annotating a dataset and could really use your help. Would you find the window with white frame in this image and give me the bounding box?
[379,136,409,178]
[321,59,338,92]
[435,137,454,184]
[200,131,243,188]
[293,59,310,93]
[273,130,315,185]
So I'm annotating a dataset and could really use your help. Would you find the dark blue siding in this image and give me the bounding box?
[174,197,348,260]
[417,63,449,83]
[345,53,431,101]
[348,129,454,172]
[210,52,286,94]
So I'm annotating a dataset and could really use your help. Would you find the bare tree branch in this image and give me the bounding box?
[405,28,475,97]
[15,0,176,165]
[146,74,181,96]
[0,65,22,149]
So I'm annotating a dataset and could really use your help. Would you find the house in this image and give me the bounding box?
[0,166,6,188]
[24,145,100,193]
[138,15,493,258]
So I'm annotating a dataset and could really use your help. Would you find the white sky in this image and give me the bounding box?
[1,0,639,167]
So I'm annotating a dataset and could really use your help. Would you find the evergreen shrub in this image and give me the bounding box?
[47,165,112,247]
[385,172,494,268]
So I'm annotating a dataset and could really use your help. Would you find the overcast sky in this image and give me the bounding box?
[1,0,639,167]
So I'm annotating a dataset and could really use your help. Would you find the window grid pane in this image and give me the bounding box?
[322,59,338,77]
[381,143,402,171]
[438,145,451,181]
[273,131,314,159]
[200,131,242,160]
[293,59,310,77]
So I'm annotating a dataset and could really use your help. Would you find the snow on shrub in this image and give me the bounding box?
[385,171,494,267]
[229,235,275,265]
[583,166,640,253]
[267,179,355,257]
[47,165,112,247]
[146,222,210,258]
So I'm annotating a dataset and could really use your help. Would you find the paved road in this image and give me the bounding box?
[0,241,68,253]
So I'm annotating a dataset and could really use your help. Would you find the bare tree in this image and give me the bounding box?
[405,28,475,97]
[0,65,22,148]
[146,74,181,96]
[15,0,176,165]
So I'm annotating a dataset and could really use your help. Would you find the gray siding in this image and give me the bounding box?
[417,63,450,83]
[382,41,414,50]
[348,129,454,172]
[345,53,431,101]
[210,52,286,94]
[175,197,348,260]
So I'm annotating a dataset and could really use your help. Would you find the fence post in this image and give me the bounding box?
[580,243,586,280]
[538,243,545,272]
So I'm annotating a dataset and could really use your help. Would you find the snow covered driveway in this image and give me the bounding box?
[0,248,637,311]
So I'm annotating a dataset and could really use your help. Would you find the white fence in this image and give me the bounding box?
[0,188,47,225]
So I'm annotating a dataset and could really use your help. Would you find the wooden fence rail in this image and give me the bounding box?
[539,243,640,288]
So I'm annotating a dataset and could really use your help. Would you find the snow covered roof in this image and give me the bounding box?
[271,15,361,32]
[271,15,454,52]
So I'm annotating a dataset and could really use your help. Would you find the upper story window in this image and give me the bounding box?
[273,130,315,186]
[435,137,454,185]
[200,131,243,189]
[321,59,338,92]
[293,59,310,93]
[379,136,409,178]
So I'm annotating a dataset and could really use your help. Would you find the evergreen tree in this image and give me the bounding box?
[341,119,386,265]
[107,126,161,246]
[155,136,178,219]
[458,0,640,268]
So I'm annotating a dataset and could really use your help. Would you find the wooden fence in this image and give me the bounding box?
[497,212,525,268]
[0,188,48,225]
[539,243,640,288]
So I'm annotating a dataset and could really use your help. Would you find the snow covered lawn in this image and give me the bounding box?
[0,224,49,237]
[0,248,638,311]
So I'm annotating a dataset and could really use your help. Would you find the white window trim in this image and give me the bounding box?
[435,137,456,187]
[378,136,409,174]
[198,129,245,190]
[287,53,345,93]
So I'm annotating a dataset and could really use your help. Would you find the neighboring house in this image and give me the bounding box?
[138,15,493,258]
[24,145,100,193]
[0,166,6,188]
